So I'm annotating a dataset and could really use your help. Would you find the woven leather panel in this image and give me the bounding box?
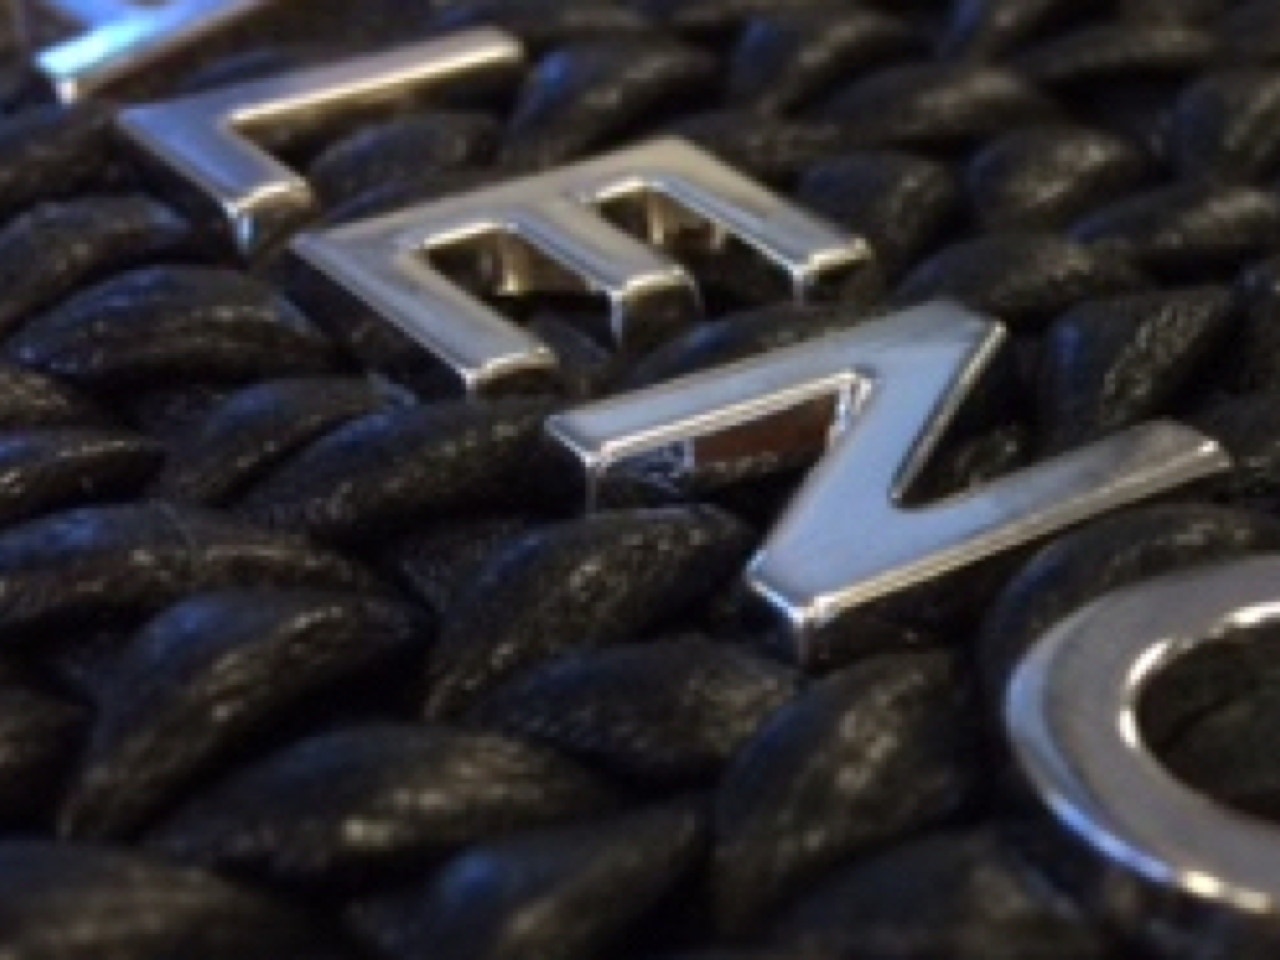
[3,1,1280,957]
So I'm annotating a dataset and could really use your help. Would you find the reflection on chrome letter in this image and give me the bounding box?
[550,303,1229,666]
[116,28,524,257]
[1008,557,1280,958]
[19,0,269,102]
[288,138,870,395]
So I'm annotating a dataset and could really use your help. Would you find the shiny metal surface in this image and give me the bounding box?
[116,28,524,258]
[18,0,269,102]
[550,302,1229,666]
[1008,557,1280,957]
[289,137,869,395]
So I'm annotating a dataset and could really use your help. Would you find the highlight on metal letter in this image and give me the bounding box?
[549,302,1229,666]
[116,27,525,257]
[18,0,270,102]
[288,137,870,395]
[1008,557,1280,958]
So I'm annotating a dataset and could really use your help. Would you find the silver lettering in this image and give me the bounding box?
[288,138,869,395]
[116,28,525,257]
[549,303,1228,666]
[1008,557,1280,955]
[18,0,270,102]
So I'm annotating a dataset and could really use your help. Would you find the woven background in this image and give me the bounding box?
[3,1,1280,957]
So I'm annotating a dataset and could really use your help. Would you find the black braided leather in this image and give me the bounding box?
[3,1,1280,957]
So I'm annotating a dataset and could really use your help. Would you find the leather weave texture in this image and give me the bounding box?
[3,1,1280,958]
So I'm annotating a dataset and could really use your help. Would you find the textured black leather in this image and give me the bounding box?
[1,2,1280,958]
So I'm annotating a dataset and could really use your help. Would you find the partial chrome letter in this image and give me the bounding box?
[19,0,270,102]
[1009,557,1280,958]
[116,28,525,257]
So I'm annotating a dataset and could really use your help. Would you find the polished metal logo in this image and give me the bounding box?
[16,0,270,102]
[104,19,1228,666]
[16,12,1265,949]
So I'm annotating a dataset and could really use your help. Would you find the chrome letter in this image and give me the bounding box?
[550,303,1228,666]
[1008,557,1280,957]
[288,138,869,395]
[116,28,524,257]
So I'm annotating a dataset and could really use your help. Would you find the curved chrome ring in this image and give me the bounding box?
[1007,555,1280,944]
